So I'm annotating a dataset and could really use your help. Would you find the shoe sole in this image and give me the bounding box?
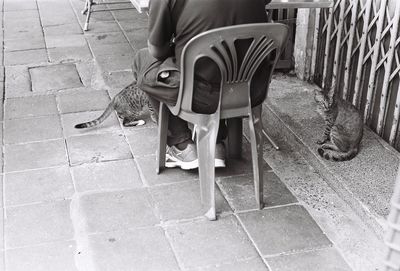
[165,154,199,170]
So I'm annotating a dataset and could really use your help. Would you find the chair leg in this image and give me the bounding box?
[83,0,93,31]
[156,103,169,174]
[227,118,242,159]
[196,115,219,221]
[249,105,264,209]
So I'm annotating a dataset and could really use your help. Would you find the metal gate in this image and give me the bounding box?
[313,0,400,150]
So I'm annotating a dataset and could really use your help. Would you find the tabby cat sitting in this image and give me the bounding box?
[75,82,157,129]
[314,88,363,161]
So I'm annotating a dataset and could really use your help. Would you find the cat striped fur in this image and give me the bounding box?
[314,88,363,162]
[75,82,156,129]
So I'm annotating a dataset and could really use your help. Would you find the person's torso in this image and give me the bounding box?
[171,0,269,82]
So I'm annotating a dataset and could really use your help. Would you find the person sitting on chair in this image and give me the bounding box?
[132,0,272,170]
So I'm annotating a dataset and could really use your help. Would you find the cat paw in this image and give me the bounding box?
[123,119,146,127]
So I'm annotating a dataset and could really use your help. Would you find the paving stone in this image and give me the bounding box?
[71,159,143,192]
[43,23,83,36]
[186,257,269,271]
[5,241,78,271]
[237,205,332,256]
[87,32,128,45]
[0,210,4,249]
[4,166,74,206]
[5,200,74,248]
[66,133,132,165]
[112,8,146,22]
[40,12,77,27]
[61,111,121,137]
[136,155,199,186]
[57,89,110,114]
[46,34,87,48]
[4,49,48,66]
[73,189,159,233]
[166,215,259,269]
[4,0,38,11]
[90,42,134,57]
[215,138,272,178]
[48,45,93,63]
[76,61,97,87]
[126,28,148,50]
[118,19,147,32]
[4,115,63,144]
[217,171,297,211]
[95,54,135,72]
[85,227,180,271]
[79,21,122,33]
[149,180,231,222]
[5,139,68,172]
[4,27,43,41]
[126,127,158,156]
[4,9,39,20]
[0,175,3,207]
[5,66,31,98]
[266,247,352,271]
[5,95,58,119]
[4,37,45,52]
[29,64,83,92]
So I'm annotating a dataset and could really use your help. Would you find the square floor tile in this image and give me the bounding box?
[29,63,83,92]
[5,115,63,144]
[5,241,78,271]
[71,159,143,192]
[5,95,58,119]
[217,171,297,211]
[72,189,159,233]
[4,49,47,66]
[215,137,271,178]
[185,257,269,271]
[48,45,93,63]
[66,133,132,166]
[5,66,31,98]
[166,215,258,269]
[4,37,45,52]
[86,227,179,271]
[5,200,74,248]
[149,180,231,222]
[136,155,199,186]
[126,127,158,157]
[45,34,87,48]
[57,89,110,114]
[238,205,331,256]
[5,166,74,206]
[61,111,121,138]
[43,23,83,36]
[266,247,351,271]
[5,139,68,172]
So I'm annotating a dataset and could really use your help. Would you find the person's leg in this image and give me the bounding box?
[133,48,197,169]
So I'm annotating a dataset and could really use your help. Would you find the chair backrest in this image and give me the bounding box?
[170,23,289,118]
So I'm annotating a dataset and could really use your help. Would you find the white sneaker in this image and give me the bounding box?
[166,143,199,170]
[215,143,226,168]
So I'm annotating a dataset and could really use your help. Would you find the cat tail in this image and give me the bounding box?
[74,103,114,129]
[317,147,358,162]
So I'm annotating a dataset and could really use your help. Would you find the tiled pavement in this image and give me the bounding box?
[0,0,354,270]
